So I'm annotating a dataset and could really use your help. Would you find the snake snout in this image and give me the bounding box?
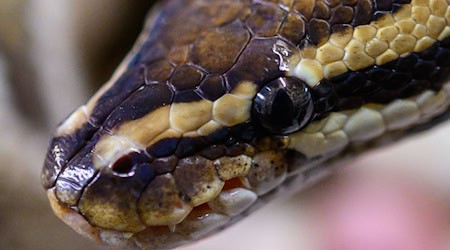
[41,106,98,189]
[45,136,291,248]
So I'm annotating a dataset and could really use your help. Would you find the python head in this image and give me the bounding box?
[42,0,450,249]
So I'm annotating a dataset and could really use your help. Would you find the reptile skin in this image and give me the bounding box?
[42,0,450,249]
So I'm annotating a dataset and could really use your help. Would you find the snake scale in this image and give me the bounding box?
[41,0,450,249]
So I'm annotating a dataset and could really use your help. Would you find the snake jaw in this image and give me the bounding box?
[46,141,293,249]
[47,189,138,248]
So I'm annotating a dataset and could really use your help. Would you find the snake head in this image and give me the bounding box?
[42,0,450,248]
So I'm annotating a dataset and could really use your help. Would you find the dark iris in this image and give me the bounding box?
[253,77,314,134]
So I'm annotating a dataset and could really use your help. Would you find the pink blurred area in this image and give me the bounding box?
[182,122,450,250]
[316,171,449,250]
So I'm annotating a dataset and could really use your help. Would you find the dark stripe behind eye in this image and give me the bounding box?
[311,39,450,119]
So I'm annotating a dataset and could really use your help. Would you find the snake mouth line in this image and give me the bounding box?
[47,146,296,248]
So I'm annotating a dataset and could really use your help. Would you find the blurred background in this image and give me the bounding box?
[0,1,449,249]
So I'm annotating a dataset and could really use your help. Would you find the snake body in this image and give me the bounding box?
[42,0,450,249]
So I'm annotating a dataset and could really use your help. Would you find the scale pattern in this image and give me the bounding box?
[42,0,450,249]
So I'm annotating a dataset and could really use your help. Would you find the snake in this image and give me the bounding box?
[41,0,450,249]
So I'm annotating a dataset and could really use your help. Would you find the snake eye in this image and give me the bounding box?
[253,77,314,134]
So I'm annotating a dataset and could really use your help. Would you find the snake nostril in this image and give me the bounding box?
[112,155,136,175]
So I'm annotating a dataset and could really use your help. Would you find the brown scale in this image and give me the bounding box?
[78,164,154,232]
[190,20,251,74]
[168,45,190,66]
[145,60,174,83]
[246,3,286,37]
[170,65,205,91]
[225,37,295,88]
[151,156,179,175]
[245,150,288,195]
[137,174,190,226]
[200,145,228,160]
[172,157,223,205]
[279,12,306,44]
[198,74,227,101]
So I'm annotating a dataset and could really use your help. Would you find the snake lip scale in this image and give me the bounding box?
[42,0,449,249]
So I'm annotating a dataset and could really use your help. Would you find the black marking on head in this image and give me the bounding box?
[199,145,227,160]
[316,39,450,114]
[294,0,414,47]
[198,74,227,102]
[229,121,257,142]
[226,142,250,157]
[175,137,207,158]
[173,90,204,103]
[203,127,230,144]
[54,138,99,206]
[104,84,174,130]
[90,67,146,126]
[147,138,180,158]
[225,38,290,89]
[170,65,205,91]
[151,156,179,175]
[311,80,338,119]
[42,122,98,188]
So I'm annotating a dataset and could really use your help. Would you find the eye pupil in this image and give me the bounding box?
[253,77,314,134]
[272,90,295,126]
